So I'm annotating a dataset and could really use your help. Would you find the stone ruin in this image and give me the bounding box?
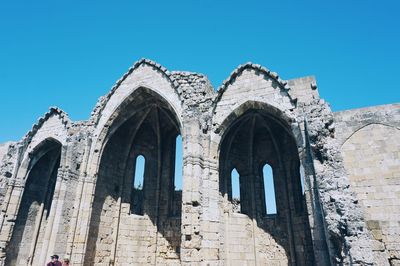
[0,59,398,266]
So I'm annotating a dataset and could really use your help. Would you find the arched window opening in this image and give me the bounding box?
[133,155,145,189]
[131,155,145,215]
[6,140,61,266]
[170,135,183,217]
[218,109,315,264]
[231,168,241,213]
[174,135,183,191]
[263,164,277,215]
[87,90,183,264]
[299,164,305,195]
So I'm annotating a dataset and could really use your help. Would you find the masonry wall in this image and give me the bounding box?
[335,104,400,266]
[6,145,61,265]
[0,59,397,265]
[0,142,13,213]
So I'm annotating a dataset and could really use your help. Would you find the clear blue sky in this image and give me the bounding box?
[1,0,399,143]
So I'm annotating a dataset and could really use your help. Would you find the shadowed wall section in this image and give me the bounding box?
[85,89,182,265]
[219,109,314,265]
[5,139,61,266]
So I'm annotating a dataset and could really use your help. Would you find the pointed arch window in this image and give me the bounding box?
[174,135,183,191]
[131,155,145,215]
[299,164,305,195]
[231,168,241,213]
[133,155,145,189]
[170,135,183,216]
[6,139,61,265]
[263,164,277,215]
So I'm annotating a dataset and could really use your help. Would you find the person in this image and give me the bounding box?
[46,255,62,266]
[62,258,70,266]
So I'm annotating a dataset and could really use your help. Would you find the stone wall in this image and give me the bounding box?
[0,142,14,213]
[0,58,397,265]
[335,104,400,266]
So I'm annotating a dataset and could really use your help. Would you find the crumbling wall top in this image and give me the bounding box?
[20,106,70,147]
[89,58,176,125]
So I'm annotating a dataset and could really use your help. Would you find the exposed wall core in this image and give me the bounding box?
[219,109,314,265]
[85,88,182,265]
[6,139,61,266]
[334,104,400,265]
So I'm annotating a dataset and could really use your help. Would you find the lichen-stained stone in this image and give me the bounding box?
[0,59,398,265]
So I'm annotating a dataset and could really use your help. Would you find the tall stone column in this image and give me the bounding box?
[66,135,95,265]
[69,176,96,264]
[37,168,65,266]
[180,120,204,265]
[199,136,220,266]
[0,181,24,266]
[170,71,215,265]
[0,143,23,266]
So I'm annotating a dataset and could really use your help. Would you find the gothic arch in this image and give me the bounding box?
[215,62,296,105]
[1,106,70,265]
[341,122,399,147]
[87,62,183,177]
[215,100,297,137]
[89,58,180,126]
[84,85,183,265]
[5,138,62,266]
[216,102,314,265]
[212,63,297,132]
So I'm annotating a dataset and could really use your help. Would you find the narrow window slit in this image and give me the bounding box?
[133,155,145,190]
[300,164,305,195]
[131,155,145,215]
[231,168,241,213]
[170,135,182,216]
[174,135,183,191]
[263,164,277,215]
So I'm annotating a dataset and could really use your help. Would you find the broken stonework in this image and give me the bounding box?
[0,58,398,265]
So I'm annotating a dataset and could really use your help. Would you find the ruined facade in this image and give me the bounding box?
[0,59,398,266]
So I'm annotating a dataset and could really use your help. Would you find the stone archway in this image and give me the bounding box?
[85,88,182,265]
[6,138,62,266]
[219,109,314,266]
